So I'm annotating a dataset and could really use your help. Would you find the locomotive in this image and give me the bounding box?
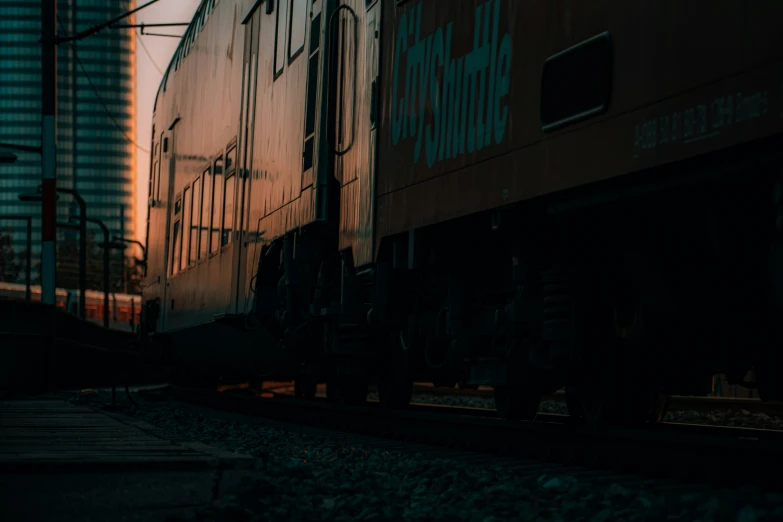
[142,0,783,425]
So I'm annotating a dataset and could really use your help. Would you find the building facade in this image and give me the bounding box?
[0,0,136,289]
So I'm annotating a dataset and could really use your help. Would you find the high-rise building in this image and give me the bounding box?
[0,1,136,289]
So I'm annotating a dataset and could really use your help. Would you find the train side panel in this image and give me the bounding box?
[375,0,783,244]
[332,0,382,268]
[145,0,252,332]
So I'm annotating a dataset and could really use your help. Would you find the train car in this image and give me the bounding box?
[143,0,783,425]
[0,281,141,331]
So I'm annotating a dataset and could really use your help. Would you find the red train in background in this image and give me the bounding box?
[0,282,141,332]
[141,0,783,425]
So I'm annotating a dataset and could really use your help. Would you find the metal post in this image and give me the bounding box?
[25,218,31,302]
[0,216,33,302]
[120,205,127,293]
[78,201,86,319]
[113,237,147,278]
[82,218,110,329]
[103,239,109,328]
[58,188,87,319]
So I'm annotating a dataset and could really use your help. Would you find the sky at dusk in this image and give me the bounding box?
[134,0,201,240]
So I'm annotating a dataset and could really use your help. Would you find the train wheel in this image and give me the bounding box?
[493,341,544,421]
[567,252,670,427]
[377,331,413,408]
[326,380,340,401]
[566,377,668,427]
[167,367,219,391]
[493,386,539,420]
[326,377,368,405]
[756,364,783,402]
[337,377,368,406]
[294,377,317,399]
[248,378,264,393]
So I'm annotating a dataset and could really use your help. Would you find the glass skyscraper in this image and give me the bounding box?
[0,0,136,287]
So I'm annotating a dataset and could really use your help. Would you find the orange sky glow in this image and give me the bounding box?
[134,0,201,240]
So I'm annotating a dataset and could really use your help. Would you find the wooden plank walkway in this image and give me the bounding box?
[0,400,255,521]
[0,400,228,471]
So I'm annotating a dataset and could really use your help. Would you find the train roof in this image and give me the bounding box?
[154,0,223,113]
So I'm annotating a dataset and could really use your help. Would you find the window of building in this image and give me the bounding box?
[181,185,191,271]
[289,0,307,61]
[189,177,200,266]
[210,157,223,254]
[274,0,288,76]
[199,167,212,259]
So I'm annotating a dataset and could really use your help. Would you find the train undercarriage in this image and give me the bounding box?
[148,144,783,426]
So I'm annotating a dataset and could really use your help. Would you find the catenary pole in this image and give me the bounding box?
[41,1,57,307]
[41,0,58,392]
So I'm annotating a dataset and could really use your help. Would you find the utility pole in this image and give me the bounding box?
[41,0,57,308]
[41,0,58,392]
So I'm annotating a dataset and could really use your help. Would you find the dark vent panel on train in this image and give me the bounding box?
[540,32,613,132]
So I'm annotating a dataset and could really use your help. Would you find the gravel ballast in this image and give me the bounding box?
[72,390,783,522]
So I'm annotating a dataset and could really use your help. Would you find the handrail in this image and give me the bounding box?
[325,4,358,157]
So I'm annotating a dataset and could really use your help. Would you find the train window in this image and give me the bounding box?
[222,173,235,247]
[274,0,288,76]
[149,138,156,202]
[171,220,181,276]
[309,11,320,54]
[541,32,613,132]
[189,177,200,266]
[199,167,212,259]
[197,7,205,32]
[181,185,191,271]
[156,138,163,201]
[226,145,237,173]
[289,0,306,61]
[150,160,157,202]
[210,157,223,254]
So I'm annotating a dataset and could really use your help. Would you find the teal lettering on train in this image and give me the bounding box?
[391,0,511,168]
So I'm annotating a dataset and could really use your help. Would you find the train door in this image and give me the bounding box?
[364,0,381,266]
[329,0,381,268]
[232,8,261,314]
[142,132,164,329]
[159,121,179,331]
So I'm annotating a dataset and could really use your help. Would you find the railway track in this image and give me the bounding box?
[410,384,782,413]
[241,381,783,416]
[170,385,783,493]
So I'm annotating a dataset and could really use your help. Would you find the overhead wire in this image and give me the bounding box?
[136,29,165,75]
[121,0,166,76]
[57,15,150,154]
